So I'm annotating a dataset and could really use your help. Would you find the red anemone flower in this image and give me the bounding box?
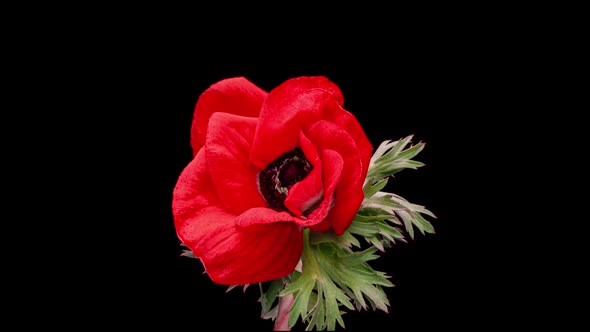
[172,76,372,285]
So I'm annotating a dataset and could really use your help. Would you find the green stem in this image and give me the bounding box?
[301,228,320,276]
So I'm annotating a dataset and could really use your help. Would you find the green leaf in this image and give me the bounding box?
[353,213,395,223]
[226,283,250,294]
[310,229,361,248]
[365,135,426,186]
[179,243,197,259]
[398,210,415,240]
[284,275,316,328]
[357,189,436,245]
[394,141,425,161]
[377,136,412,162]
[280,229,393,331]
[388,193,437,219]
[412,211,435,235]
[259,278,285,319]
[343,137,435,264]
[180,250,196,259]
[376,222,405,245]
[363,178,388,198]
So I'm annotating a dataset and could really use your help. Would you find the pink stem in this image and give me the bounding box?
[274,294,294,331]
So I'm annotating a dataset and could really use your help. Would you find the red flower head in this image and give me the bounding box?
[172,76,372,285]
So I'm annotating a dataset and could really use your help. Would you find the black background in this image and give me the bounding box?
[14,8,576,330]
[45,34,532,330]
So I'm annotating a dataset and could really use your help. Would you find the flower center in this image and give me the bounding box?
[258,148,312,212]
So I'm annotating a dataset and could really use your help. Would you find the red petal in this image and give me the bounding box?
[173,149,221,225]
[284,168,323,217]
[308,149,343,232]
[205,112,266,215]
[249,76,343,169]
[265,76,343,105]
[306,120,365,235]
[308,219,330,232]
[299,129,320,165]
[178,206,303,285]
[191,77,267,156]
[322,100,373,179]
[173,139,302,285]
[235,207,299,226]
[284,131,322,217]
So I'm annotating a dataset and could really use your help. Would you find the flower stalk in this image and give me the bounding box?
[274,293,294,331]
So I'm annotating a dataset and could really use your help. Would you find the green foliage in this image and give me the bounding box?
[256,136,436,331]
[280,229,392,330]
[364,135,425,191]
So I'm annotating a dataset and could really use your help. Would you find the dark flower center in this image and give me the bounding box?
[258,148,312,212]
